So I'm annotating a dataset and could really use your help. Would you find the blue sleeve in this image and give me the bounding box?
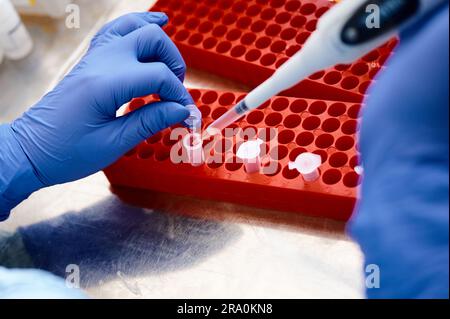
[0,125,43,221]
[0,230,87,298]
[349,5,449,298]
[0,267,87,299]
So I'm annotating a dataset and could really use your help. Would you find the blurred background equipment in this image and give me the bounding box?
[0,0,126,123]
[0,0,33,61]
[11,0,73,18]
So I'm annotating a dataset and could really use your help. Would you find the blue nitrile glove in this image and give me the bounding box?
[0,12,193,220]
[349,5,449,298]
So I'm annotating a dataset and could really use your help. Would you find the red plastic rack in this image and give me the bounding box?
[151,0,397,103]
[104,89,362,221]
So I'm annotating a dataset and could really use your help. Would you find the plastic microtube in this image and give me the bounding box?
[288,152,322,182]
[236,139,264,174]
[183,104,202,134]
[182,133,204,166]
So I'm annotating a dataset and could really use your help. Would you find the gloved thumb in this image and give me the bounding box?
[115,101,190,152]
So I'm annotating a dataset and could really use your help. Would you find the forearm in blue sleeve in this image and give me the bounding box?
[0,124,43,221]
[349,5,449,298]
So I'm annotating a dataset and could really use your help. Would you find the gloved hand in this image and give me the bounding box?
[0,12,193,220]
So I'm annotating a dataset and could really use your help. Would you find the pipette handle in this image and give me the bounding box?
[207,0,446,134]
[242,0,446,112]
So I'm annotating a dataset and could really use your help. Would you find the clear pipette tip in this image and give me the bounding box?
[202,102,245,140]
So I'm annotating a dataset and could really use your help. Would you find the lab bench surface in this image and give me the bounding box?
[0,0,364,298]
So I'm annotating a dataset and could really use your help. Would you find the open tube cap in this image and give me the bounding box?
[183,104,202,132]
[289,152,322,175]
[236,139,264,160]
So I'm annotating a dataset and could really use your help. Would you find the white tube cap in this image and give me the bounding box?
[183,104,202,132]
[236,139,264,160]
[288,152,322,182]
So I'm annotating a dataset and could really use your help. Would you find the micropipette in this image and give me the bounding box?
[204,0,446,137]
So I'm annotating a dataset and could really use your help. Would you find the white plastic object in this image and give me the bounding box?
[236,139,264,174]
[288,152,322,182]
[354,165,364,175]
[182,133,204,167]
[0,0,33,60]
[183,104,202,133]
[11,0,73,18]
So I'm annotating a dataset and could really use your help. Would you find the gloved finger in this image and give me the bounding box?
[110,12,169,37]
[126,23,187,82]
[96,12,168,37]
[114,101,190,152]
[116,62,193,109]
